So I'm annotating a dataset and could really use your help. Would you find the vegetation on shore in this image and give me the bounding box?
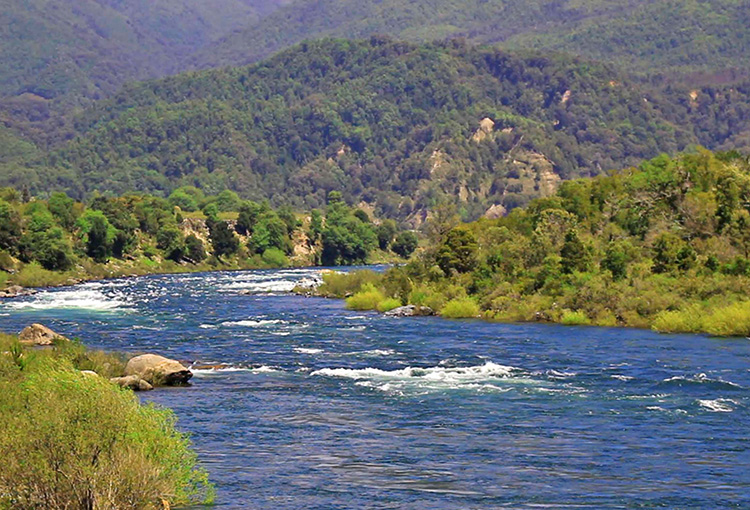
[0,186,416,290]
[0,333,213,509]
[313,149,750,337]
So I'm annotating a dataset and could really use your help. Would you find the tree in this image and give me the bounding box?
[185,234,207,263]
[236,201,263,235]
[652,232,683,274]
[376,220,397,250]
[0,200,21,252]
[560,230,589,274]
[248,213,288,254]
[207,218,239,259]
[47,192,78,230]
[436,227,478,274]
[79,211,113,262]
[308,209,323,245]
[603,241,629,280]
[156,225,186,262]
[391,231,418,258]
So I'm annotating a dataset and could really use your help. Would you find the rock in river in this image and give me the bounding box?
[110,375,154,391]
[125,354,193,386]
[384,305,435,317]
[18,323,69,346]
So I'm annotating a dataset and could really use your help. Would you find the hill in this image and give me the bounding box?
[0,0,286,102]
[316,149,750,336]
[4,38,725,221]
[196,0,750,80]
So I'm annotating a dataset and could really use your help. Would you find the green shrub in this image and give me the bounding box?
[652,305,704,333]
[0,365,213,509]
[318,270,381,298]
[560,309,592,326]
[11,262,72,288]
[346,283,386,310]
[376,297,402,312]
[702,301,750,336]
[440,297,480,318]
[262,247,289,268]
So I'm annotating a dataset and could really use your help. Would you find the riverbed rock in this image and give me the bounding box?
[0,285,36,298]
[124,354,193,386]
[110,375,154,391]
[81,370,99,377]
[18,323,69,346]
[384,305,435,317]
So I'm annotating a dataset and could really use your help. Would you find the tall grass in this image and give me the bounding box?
[440,297,480,318]
[345,283,386,310]
[652,301,750,336]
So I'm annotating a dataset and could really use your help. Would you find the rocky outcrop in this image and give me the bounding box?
[124,354,192,386]
[18,324,69,346]
[110,375,154,391]
[384,305,435,317]
[0,285,36,298]
[483,204,507,219]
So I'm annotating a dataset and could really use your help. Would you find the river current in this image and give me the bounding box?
[1,268,749,509]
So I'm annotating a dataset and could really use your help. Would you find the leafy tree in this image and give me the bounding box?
[603,241,629,280]
[236,201,263,235]
[308,209,323,244]
[47,192,77,230]
[652,232,684,274]
[79,211,114,263]
[207,217,239,259]
[156,225,186,262]
[560,230,589,274]
[169,190,199,212]
[376,220,397,250]
[185,234,207,263]
[0,199,21,251]
[392,231,418,258]
[436,227,478,274]
[248,212,288,254]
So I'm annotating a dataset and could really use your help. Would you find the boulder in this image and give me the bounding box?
[110,375,154,391]
[384,305,435,317]
[80,370,99,377]
[0,285,36,298]
[125,354,192,386]
[18,323,69,346]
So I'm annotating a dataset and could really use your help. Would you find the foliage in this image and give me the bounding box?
[0,338,213,509]
[261,247,289,267]
[346,283,386,310]
[391,231,418,258]
[440,297,480,318]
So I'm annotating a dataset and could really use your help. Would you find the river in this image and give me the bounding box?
[1,267,749,509]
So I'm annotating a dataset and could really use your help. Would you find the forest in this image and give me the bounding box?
[2,38,750,225]
[314,149,750,336]
[0,185,415,289]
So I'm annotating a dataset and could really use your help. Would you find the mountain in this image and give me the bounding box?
[196,0,750,80]
[5,38,749,221]
[0,0,287,102]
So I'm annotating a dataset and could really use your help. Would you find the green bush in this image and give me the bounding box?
[262,247,289,268]
[11,262,72,288]
[440,297,480,318]
[317,270,381,298]
[560,309,592,326]
[376,297,402,312]
[346,283,386,310]
[0,358,213,509]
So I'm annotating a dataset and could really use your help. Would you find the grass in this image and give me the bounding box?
[318,270,381,298]
[346,284,385,311]
[560,310,592,326]
[376,297,402,312]
[653,302,750,337]
[439,297,480,319]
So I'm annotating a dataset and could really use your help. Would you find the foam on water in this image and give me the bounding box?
[661,373,744,390]
[295,347,324,354]
[311,362,532,394]
[2,288,129,312]
[697,398,737,413]
[221,319,288,328]
[190,364,279,376]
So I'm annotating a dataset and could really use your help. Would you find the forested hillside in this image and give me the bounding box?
[320,150,750,336]
[0,0,286,102]
[198,0,750,80]
[5,38,750,222]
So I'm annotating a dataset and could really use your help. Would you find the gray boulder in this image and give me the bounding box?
[125,354,192,386]
[110,375,154,391]
[384,305,435,317]
[18,323,69,346]
[0,285,35,298]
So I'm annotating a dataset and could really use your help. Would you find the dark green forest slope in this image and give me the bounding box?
[0,0,287,102]
[5,39,750,222]
[197,0,750,79]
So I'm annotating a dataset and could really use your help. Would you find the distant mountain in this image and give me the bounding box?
[6,38,748,221]
[196,0,750,80]
[0,0,287,101]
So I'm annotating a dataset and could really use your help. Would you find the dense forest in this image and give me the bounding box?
[4,38,750,223]
[0,185,415,289]
[199,0,750,79]
[317,149,750,336]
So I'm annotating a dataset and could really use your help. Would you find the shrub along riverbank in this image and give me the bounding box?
[312,150,750,337]
[0,332,213,509]
[0,186,415,291]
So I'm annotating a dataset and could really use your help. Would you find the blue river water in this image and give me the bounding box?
[1,267,749,509]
